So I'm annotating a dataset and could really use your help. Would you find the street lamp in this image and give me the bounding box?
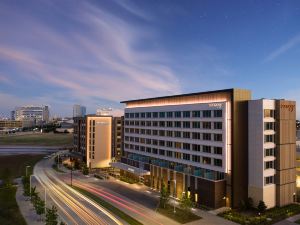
[26,165,31,177]
[173,179,176,214]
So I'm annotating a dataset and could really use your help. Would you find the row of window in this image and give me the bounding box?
[125,131,223,142]
[125,145,223,167]
[125,110,222,119]
[124,141,222,154]
[265,160,275,170]
[264,122,275,131]
[125,121,223,129]
[265,176,274,185]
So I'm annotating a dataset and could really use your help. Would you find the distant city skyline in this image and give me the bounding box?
[0,0,300,118]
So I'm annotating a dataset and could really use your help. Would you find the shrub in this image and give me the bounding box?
[257,200,267,213]
[246,197,254,209]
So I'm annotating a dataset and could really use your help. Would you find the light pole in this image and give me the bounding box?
[44,188,47,215]
[70,160,73,187]
[26,165,31,177]
[173,179,176,213]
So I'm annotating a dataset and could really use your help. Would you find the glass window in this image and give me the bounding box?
[202,157,211,164]
[159,149,165,155]
[166,121,173,127]
[203,145,211,153]
[166,141,173,147]
[174,142,182,149]
[203,110,211,118]
[264,134,275,143]
[203,122,211,129]
[159,121,165,127]
[152,130,158,135]
[166,131,173,137]
[159,112,165,118]
[265,161,274,169]
[141,113,145,118]
[183,153,190,160]
[214,147,222,155]
[174,111,181,118]
[192,132,201,139]
[192,121,201,128]
[167,112,173,118]
[192,144,201,152]
[146,112,152,118]
[183,111,190,118]
[153,112,158,118]
[214,159,222,167]
[265,148,275,157]
[130,113,134,118]
[152,148,158,154]
[183,121,190,128]
[125,113,129,118]
[174,121,181,128]
[167,151,173,157]
[265,176,274,185]
[135,113,139,118]
[203,133,211,141]
[214,122,222,129]
[264,109,275,118]
[214,134,222,142]
[192,111,201,117]
[183,132,190,138]
[192,155,201,162]
[183,143,190,150]
[214,110,222,117]
[264,122,275,130]
[174,131,181,138]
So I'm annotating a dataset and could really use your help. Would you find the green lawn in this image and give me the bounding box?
[73,186,143,225]
[296,218,300,224]
[0,187,27,225]
[0,154,45,225]
[0,154,45,178]
[157,204,201,224]
[0,132,73,146]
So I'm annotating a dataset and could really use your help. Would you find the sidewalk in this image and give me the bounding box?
[15,178,43,225]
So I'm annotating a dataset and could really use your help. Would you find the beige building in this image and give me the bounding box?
[73,115,122,169]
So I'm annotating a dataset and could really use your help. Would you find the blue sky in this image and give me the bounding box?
[0,0,300,118]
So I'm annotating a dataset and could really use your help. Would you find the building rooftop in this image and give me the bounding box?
[120,88,246,104]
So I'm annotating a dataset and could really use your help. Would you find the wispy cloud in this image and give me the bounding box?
[264,34,300,62]
[0,0,181,116]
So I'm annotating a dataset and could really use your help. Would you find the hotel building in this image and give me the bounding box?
[73,115,123,169]
[13,105,49,125]
[114,88,296,209]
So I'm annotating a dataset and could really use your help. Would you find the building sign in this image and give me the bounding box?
[208,103,223,108]
[280,104,295,112]
[96,122,110,125]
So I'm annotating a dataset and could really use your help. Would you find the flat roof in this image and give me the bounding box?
[120,88,236,104]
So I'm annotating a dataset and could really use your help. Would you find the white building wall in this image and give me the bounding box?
[248,99,276,208]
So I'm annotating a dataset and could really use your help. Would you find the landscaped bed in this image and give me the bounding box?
[219,204,300,225]
[157,204,201,224]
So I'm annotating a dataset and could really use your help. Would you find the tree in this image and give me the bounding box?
[82,163,89,175]
[257,200,267,213]
[179,192,194,217]
[159,182,170,209]
[245,197,254,209]
[46,205,58,225]
[35,198,45,220]
[60,222,66,225]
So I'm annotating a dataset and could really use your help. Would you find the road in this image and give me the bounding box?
[33,158,123,225]
[0,146,60,155]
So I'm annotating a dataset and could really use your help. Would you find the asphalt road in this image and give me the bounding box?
[33,158,123,225]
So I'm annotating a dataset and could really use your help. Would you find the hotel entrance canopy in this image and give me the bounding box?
[110,162,150,176]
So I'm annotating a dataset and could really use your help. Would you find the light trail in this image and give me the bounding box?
[73,181,164,225]
[34,161,123,225]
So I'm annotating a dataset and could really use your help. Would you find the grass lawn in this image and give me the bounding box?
[73,186,143,225]
[0,132,73,146]
[0,187,27,225]
[157,204,201,224]
[0,154,45,225]
[296,218,300,224]
[0,154,45,178]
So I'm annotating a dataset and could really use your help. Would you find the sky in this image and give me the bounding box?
[0,0,300,118]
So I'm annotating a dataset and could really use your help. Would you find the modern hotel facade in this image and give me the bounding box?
[115,89,296,209]
[73,115,123,169]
